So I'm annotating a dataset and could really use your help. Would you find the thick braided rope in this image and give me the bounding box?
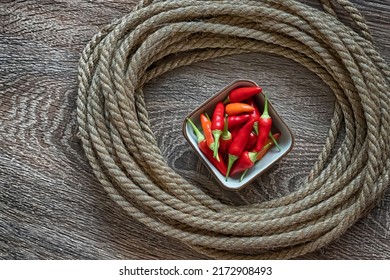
[77,0,390,259]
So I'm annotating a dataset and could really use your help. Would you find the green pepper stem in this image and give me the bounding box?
[253,121,259,135]
[248,151,258,163]
[204,112,211,121]
[187,118,204,143]
[212,130,222,160]
[210,142,220,161]
[221,115,231,140]
[240,169,248,182]
[269,132,281,151]
[261,94,270,119]
[226,154,238,181]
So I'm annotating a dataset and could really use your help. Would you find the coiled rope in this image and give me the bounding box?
[77,0,390,259]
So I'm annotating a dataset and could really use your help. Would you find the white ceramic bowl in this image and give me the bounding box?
[182,79,294,190]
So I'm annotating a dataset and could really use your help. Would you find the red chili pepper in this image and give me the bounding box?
[229,127,240,145]
[187,118,227,176]
[246,97,261,135]
[225,103,255,116]
[244,131,257,151]
[224,86,262,104]
[227,114,251,131]
[218,115,232,155]
[232,133,281,181]
[230,151,257,178]
[199,141,227,176]
[200,113,214,150]
[225,118,255,180]
[253,95,272,152]
[211,102,225,160]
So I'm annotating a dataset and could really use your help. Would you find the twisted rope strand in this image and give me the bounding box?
[77,0,390,259]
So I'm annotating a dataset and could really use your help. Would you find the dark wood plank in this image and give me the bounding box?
[1,0,389,259]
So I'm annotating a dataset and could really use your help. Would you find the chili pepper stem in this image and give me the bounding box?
[212,130,222,160]
[240,169,248,182]
[262,94,270,118]
[187,118,204,143]
[226,155,238,181]
[269,132,281,151]
[249,151,258,162]
[253,122,259,135]
[210,142,220,161]
[210,142,218,158]
[221,115,231,140]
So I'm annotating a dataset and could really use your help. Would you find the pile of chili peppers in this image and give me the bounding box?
[187,86,281,182]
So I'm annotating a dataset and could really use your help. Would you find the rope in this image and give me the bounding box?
[76,0,390,259]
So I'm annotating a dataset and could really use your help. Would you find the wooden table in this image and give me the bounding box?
[1,0,389,259]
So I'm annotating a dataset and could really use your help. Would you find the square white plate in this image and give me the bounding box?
[182,79,294,190]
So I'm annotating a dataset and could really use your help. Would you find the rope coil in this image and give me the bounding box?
[77,0,390,259]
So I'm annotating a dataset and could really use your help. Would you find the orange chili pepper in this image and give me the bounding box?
[255,133,281,161]
[200,113,215,151]
[225,103,255,116]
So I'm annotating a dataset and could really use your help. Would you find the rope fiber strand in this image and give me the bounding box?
[77,0,390,259]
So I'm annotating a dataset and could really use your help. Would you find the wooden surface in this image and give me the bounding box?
[1,0,389,260]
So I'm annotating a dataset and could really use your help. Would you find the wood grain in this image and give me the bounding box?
[1,0,389,259]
